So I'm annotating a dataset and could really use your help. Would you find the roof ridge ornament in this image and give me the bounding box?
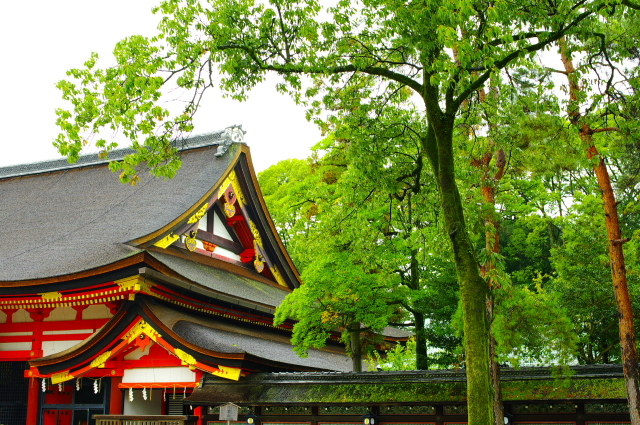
[216,125,246,158]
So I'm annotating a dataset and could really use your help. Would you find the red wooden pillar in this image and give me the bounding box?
[28,308,52,357]
[194,371,204,425]
[3,308,16,324]
[194,406,204,425]
[109,376,123,415]
[26,377,40,425]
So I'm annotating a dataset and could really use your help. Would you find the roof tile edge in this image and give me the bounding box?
[0,126,245,179]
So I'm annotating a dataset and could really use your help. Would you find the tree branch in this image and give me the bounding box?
[622,0,640,10]
[591,127,621,134]
[453,4,604,110]
[219,44,424,94]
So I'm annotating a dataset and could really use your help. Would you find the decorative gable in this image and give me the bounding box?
[147,157,296,290]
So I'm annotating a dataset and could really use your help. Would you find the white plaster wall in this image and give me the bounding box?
[44,307,77,321]
[42,340,81,356]
[83,304,112,320]
[124,346,150,360]
[122,367,196,383]
[0,342,31,351]
[12,309,33,323]
[213,213,233,239]
[123,389,162,415]
[214,246,241,262]
[43,329,93,335]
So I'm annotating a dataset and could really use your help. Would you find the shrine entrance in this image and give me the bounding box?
[40,379,109,425]
[0,362,30,425]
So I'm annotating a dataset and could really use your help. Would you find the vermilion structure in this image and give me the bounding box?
[0,129,392,425]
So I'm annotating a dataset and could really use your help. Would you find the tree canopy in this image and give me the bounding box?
[55,0,640,423]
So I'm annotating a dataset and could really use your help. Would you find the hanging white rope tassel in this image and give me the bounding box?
[142,387,147,401]
[129,387,134,402]
[41,378,46,393]
[58,383,63,392]
[93,379,98,394]
[76,378,81,391]
[163,388,166,401]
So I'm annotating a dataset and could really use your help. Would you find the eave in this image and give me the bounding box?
[186,365,629,406]
[26,297,348,382]
[0,252,290,319]
[129,145,301,290]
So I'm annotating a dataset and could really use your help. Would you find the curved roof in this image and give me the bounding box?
[0,131,238,282]
[31,297,352,375]
[146,252,289,308]
[187,365,628,405]
[149,300,352,372]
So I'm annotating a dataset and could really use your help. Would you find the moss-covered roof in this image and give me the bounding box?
[187,365,627,405]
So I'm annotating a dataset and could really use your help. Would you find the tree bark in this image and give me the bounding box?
[413,311,429,370]
[587,140,640,424]
[409,249,429,370]
[350,326,363,372]
[423,122,495,425]
[472,84,506,425]
[478,154,506,425]
[560,38,640,425]
[476,149,506,425]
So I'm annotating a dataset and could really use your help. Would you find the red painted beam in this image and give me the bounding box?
[0,318,109,333]
[118,382,198,389]
[26,377,39,425]
[110,376,124,414]
[2,350,42,360]
[79,369,123,378]
[103,358,184,369]
[0,333,92,343]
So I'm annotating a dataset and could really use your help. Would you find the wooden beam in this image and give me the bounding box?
[0,318,109,333]
[0,253,146,287]
[110,376,124,415]
[26,377,39,425]
[196,229,244,254]
[1,350,41,360]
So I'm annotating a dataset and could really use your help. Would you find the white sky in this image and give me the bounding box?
[0,0,320,173]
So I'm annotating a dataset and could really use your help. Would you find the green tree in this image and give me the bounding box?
[275,246,403,372]
[55,1,638,422]
[551,194,640,364]
[264,130,461,371]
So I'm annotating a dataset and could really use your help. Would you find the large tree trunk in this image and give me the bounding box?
[482,149,507,425]
[480,171,505,425]
[586,139,639,423]
[460,78,507,425]
[472,83,507,425]
[409,249,429,370]
[560,38,640,425]
[349,325,363,372]
[423,123,495,425]
[413,311,429,370]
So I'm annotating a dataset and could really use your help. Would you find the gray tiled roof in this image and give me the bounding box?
[148,251,289,308]
[148,300,352,372]
[0,131,224,179]
[175,320,352,371]
[0,131,237,281]
[380,326,413,339]
[187,364,627,405]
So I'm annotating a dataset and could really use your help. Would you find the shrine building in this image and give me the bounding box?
[0,128,390,425]
[0,127,634,425]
